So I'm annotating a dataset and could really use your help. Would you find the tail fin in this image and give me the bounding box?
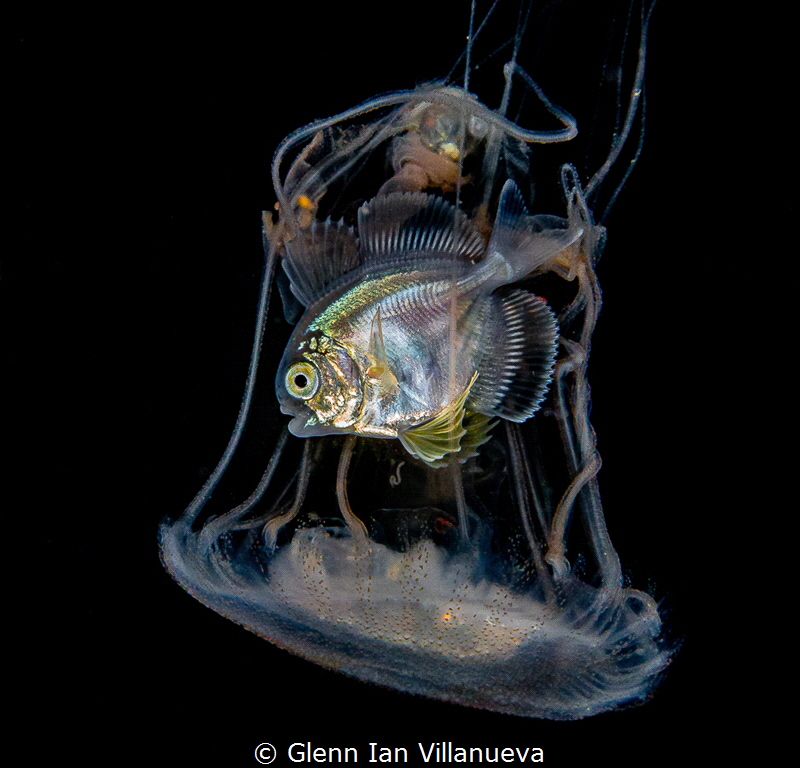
[487,179,583,282]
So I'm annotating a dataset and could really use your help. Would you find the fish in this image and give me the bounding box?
[276,179,582,466]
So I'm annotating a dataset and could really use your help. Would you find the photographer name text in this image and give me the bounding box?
[286,743,544,764]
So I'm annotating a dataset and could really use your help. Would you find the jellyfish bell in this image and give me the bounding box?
[161,0,671,720]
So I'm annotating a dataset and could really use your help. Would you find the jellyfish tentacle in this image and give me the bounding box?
[447,459,470,545]
[552,337,583,475]
[277,115,407,236]
[462,0,477,95]
[550,298,623,586]
[275,74,579,238]
[195,428,289,576]
[496,0,533,118]
[598,88,647,228]
[546,452,601,581]
[444,0,501,87]
[585,0,655,207]
[517,425,552,539]
[336,435,369,545]
[262,439,316,551]
[542,165,625,589]
[179,225,280,532]
[563,269,624,587]
[504,422,557,607]
[272,91,420,217]
[501,63,578,143]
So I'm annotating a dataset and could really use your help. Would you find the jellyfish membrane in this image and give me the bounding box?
[161,0,669,720]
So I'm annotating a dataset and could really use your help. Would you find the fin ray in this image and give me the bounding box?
[398,374,477,465]
[282,219,360,306]
[487,179,583,282]
[422,411,498,468]
[471,290,558,422]
[366,306,399,395]
[358,192,485,267]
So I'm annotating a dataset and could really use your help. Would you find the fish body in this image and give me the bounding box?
[299,265,485,436]
[277,181,581,465]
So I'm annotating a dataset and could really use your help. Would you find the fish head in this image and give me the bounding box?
[276,332,363,437]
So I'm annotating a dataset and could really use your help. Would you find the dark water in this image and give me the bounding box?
[16,1,742,763]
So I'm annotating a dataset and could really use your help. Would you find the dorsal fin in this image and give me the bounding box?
[282,218,360,307]
[398,374,477,466]
[487,179,583,282]
[276,263,306,324]
[358,192,485,267]
[470,289,558,422]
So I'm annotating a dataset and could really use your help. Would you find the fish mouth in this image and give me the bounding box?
[287,413,311,437]
[278,401,313,436]
[283,404,338,438]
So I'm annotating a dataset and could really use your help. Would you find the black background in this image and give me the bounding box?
[15,1,744,764]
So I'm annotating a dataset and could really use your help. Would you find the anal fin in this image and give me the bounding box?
[470,290,558,422]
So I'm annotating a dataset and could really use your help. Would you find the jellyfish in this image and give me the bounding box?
[161,0,670,720]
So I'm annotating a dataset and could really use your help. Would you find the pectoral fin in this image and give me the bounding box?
[366,306,398,396]
[368,306,390,367]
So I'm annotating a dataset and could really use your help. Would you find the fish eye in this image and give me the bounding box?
[285,361,319,399]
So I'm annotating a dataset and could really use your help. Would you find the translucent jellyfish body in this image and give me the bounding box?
[162,2,669,720]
